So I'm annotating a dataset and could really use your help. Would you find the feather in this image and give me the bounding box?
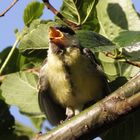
[82,47,110,96]
[38,89,65,125]
[38,60,66,125]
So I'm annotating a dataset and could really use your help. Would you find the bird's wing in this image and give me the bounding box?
[38,59,66,125]
[82,47,111,96]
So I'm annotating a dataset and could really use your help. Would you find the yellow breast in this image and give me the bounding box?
[46,47,103,108]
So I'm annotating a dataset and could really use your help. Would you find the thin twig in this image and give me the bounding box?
[0,0,19,17]
[105,52,122,59]
[105,52,140,68]
[42,0,80,29]
[125,60,140,68]
[0,39,19,75]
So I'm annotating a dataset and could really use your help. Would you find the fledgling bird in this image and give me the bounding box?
[38,26,110,125]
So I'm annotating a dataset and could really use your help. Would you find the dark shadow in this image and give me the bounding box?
[107,3,128,30]
[109,76,128,92]
[0,99,15,135]
[0,99,30,140]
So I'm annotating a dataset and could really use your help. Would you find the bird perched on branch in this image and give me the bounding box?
[38,25,110,125]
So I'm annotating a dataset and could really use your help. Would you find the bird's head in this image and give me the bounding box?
[48,26,80,50]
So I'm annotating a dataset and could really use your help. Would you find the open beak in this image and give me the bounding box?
[49,27,64,40]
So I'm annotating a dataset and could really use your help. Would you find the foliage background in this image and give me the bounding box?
[0,0,140,140]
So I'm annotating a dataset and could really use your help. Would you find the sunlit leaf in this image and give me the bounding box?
[18,20,58,57]
[0,47,20,74]
[113,31,140,47]
[14,121,35,139]
[1,72,40,114]
[23,1,44,26]
[113,31,140,60]
[98,53,140,81]
[96,0,140,40]
[60,0,99,30]
[122,42,140,61]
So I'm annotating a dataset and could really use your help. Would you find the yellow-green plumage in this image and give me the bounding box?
[46,47,103,108]
[38,26,110,125]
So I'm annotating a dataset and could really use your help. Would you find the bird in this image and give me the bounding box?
[38,25,110,125]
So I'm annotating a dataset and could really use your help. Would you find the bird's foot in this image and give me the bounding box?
[60,114,74,124]
[66,106,74,118]
[60,107,74,124]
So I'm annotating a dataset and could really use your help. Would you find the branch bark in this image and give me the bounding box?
[105,52,140,68]
[34,72,140,140]
[0,0,19,17]
[42,0,80,29]
[125,60,140,68]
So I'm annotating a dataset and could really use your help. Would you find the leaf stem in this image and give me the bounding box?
[0,39,20,75]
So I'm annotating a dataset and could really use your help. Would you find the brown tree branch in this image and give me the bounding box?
[105,52,140,68]
[125,60,140,68]
[34,72,140,140]
[42,0,80,29]
[0,0,19,17]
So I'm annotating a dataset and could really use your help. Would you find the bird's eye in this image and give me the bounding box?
[64,33,71,38]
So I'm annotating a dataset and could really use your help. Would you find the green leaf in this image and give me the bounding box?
[14,121,35,139]
[122,42,140,61]
[30,117,45,131]
[98,53,140,81]
[113,31,140,60]
[98,53,118,81]
[19,23,115,57]
[0,90,4,100]
[135,135,140,140]
[0,47,40,75]
[1,71,40,114]
[18,20,58,57]
[96,0,140,40]
[76,30,116,52]
[0,47,20,74]
[113,31,140,48]
[23,1,44,26]
[60,0,99,30]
